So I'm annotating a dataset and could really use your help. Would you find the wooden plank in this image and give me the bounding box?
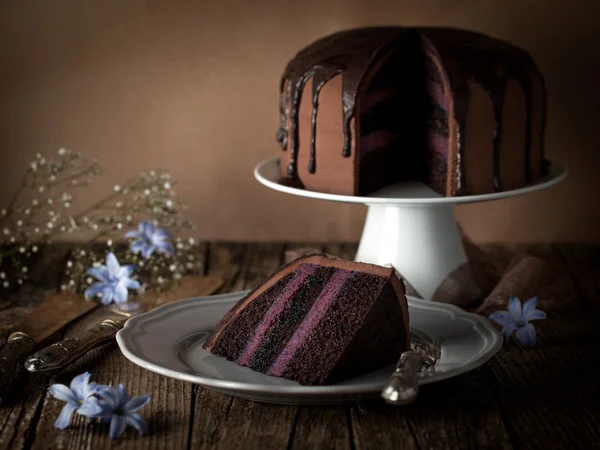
[408,371,512,449]
[207,242,287,293]
[0,376,47,450]
[186,387,234,449]
[290,407,351,450]
[480,245,600,449]
[0,245,67,450]
[323,243,357,261]
[191,392,297,450]
[190,243,300,449]
[0,245,69,340]
[351,368,513,449]
[283,242,325,264]
[555,244,600,318]
[205,242,247,294]
[28,243,210,449]
[351,401,418,450]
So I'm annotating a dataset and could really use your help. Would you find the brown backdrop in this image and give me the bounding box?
[1,0,598,243]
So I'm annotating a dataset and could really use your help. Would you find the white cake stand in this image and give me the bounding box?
[254,157,567,300]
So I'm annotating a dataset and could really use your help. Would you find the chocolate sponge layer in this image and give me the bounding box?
[275,273,404,385]
[210,273,293,361]
[246,266,335,373]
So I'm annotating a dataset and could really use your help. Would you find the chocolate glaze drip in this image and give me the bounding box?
[275,77,288,150]
[540,79,549,176]
[489,59,537,189]
[511,45,547,182]
[491,78,506,191]
[517,74,534,183]
[523,90,533,183]
[276,27,544,194]
[276,28,406,183]
[501,47,537,184]
[309,69,340,173]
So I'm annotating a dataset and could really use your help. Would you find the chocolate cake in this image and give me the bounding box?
[203,254,409,385]
[275,27,547,196]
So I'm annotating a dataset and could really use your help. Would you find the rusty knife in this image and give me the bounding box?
[0,291,98,397]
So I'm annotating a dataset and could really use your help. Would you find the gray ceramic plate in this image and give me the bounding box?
[116,291,502,405]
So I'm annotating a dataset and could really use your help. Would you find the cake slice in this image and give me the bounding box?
[203,254,409,385]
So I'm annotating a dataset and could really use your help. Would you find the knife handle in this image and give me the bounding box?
[381,351,422,406]
[24,319,123,375]
[0,332,36,396]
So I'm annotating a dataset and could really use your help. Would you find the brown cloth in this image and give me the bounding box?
[476,253,546,314]
[431,262,482,306]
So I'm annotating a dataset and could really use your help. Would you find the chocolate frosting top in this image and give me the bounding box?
[276,26,545,192]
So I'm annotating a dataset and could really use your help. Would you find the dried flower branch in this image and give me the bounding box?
[1,148,202,297]
[0,149,102,292]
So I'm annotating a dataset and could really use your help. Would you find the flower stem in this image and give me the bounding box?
[0,244,29,259]
[45,177,137,241]
[0,169,32,229]
[49,165,97,189]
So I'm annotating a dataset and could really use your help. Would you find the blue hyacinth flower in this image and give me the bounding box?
[84,252,140,305]
[488,296,547,347]
[49,372,104,429]
[95,384,150,439]
[125,220,174,259]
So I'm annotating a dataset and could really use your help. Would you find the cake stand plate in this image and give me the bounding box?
[117,291,502,405]
[254,157,567,300]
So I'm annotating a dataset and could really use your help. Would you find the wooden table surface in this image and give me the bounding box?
[0,242,599,450]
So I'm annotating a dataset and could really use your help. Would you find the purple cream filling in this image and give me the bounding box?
[267,269,355,377]
[360,129,396,153]
[429,133,449,158]
[236,263,318,366]
[427,82,449,110]
[361,88,397,112]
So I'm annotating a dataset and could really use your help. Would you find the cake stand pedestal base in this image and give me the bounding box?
[356,203,466,300]
[254,157,567,302]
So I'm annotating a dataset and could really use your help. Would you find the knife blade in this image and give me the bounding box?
[0,291,98,397]
[25,274,223,375]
